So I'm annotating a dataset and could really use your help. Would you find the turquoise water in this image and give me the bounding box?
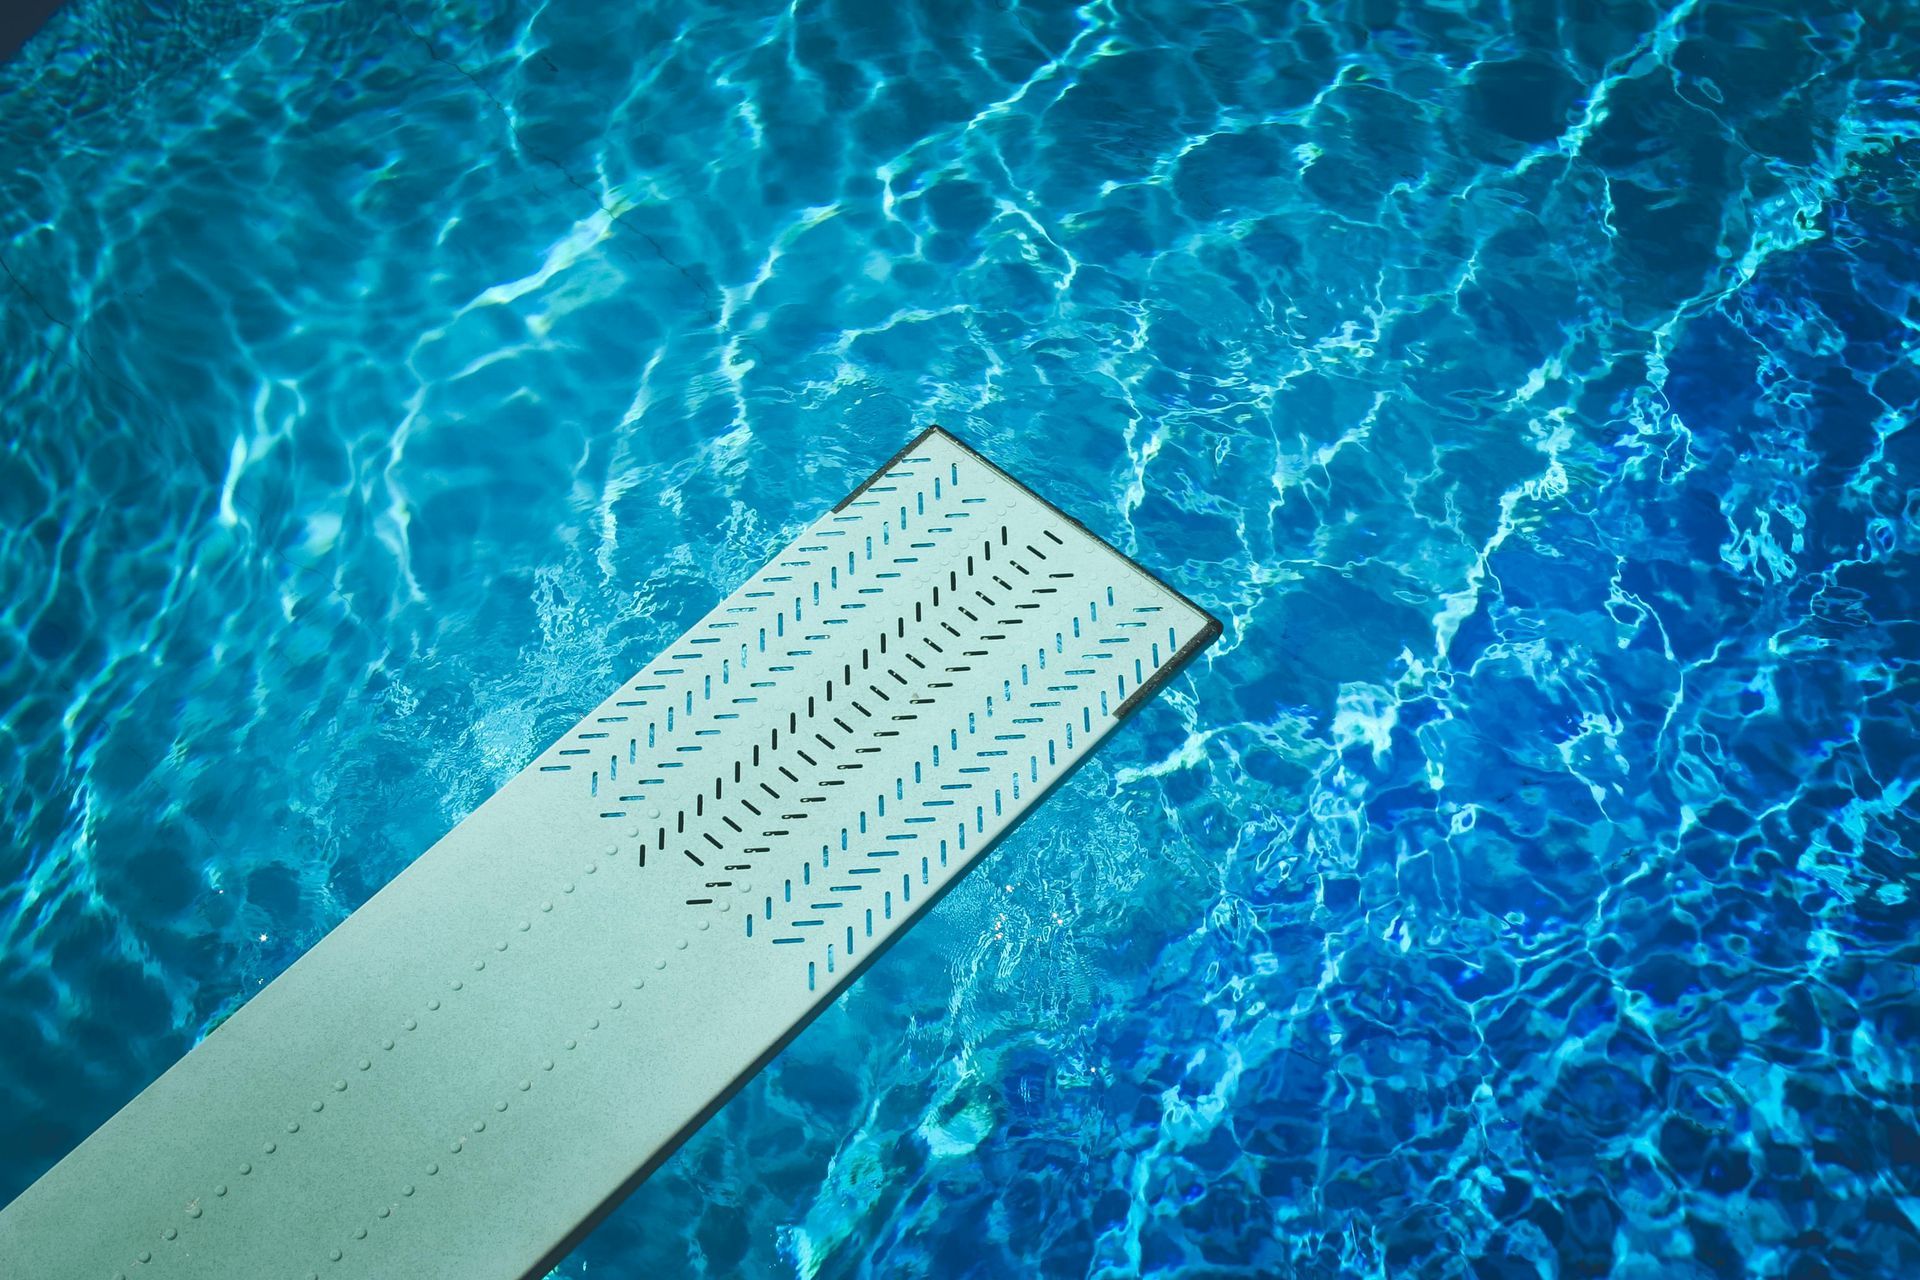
[4,1,1919,1276]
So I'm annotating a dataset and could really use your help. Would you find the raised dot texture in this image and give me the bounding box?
[239,1163,252,1175]
[653,958,667,970]
[495,940,508,951]
[379,1207,390,1218]
[329,1248,342,1261]
[288,1121,301,1132]
[676,939,689,950]
[162,1228,176,1240]
[519,1079,531,1091]
[450,980,463,991]
[355,1227,367,1239]
[311,1101,324,1112]
[563,882,575,894]
[359,1059,372,1071]
[495,1100,508,1111]
[428,999,440,1011]
[214,1184,227,1196]
[403,1184,415,1196]
[565,1038,577,1050]
[541,1059,554,1070]
[186,1205,200,1218]
[610,998,622,1010]
[517,920,531,931]
[264,1142,277,1153]
[426,1163,438,1175]
[541,901,553,912]
[472,1120,486,1133]
[403,1017,417,1030]
[472,959,485,970]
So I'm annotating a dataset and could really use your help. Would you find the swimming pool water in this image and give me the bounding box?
[3,1,1917,1276]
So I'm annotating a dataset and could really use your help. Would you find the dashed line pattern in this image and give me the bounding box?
[87,432,1213,1278]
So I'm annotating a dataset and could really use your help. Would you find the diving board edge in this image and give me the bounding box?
[837,424,1226,690]
[524,583,1217,1280]
[526,429,1220,1275]
[0,424,1224,1280]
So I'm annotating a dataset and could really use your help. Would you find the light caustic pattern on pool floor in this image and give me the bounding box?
[1,1,1917,1277]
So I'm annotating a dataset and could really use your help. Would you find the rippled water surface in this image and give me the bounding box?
[5,1,1920,1276]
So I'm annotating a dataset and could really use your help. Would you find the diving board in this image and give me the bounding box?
[0,426,1220,1280]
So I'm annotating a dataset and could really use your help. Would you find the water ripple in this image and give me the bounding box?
[2,1,1917,1277]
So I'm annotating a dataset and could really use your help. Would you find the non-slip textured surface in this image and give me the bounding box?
[3,2,1919,1278]
[0,428,1218,1278]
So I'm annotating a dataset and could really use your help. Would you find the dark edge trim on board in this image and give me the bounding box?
[830,424,943,514]
[522,426,1223,1280]
[857,422,1224,718]
[1114,611,1222,720]
[835,422,1226,682]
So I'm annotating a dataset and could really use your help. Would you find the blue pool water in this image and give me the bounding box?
[3,1,1918,1275]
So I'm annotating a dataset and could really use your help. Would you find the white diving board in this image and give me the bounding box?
[0,426,1220,1280]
